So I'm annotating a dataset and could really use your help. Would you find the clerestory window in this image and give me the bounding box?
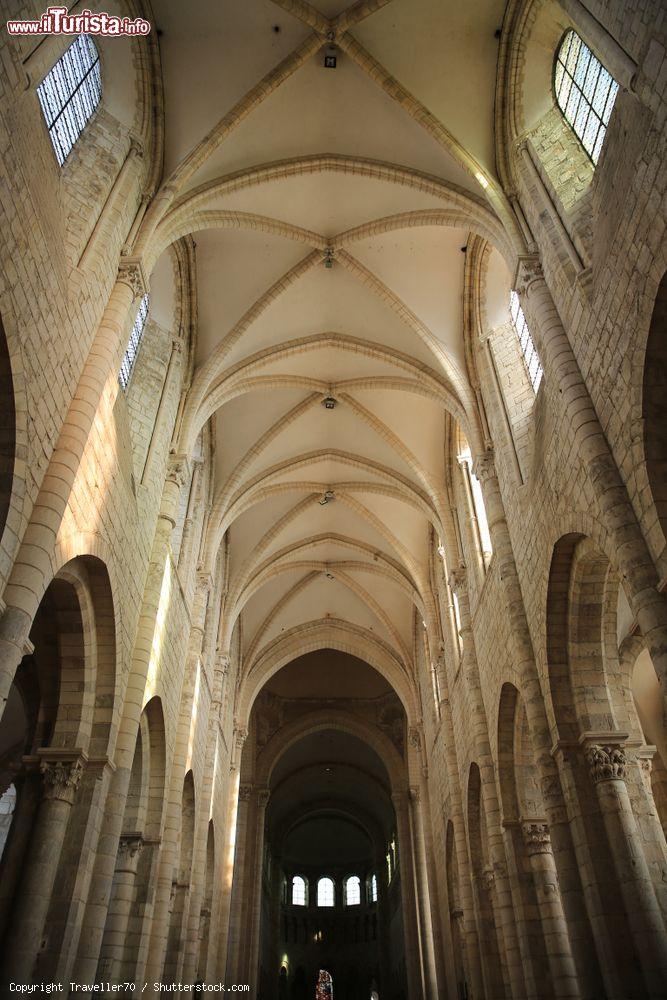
[554,30,619,165]
[345,875,361,906]
[509,291,543,393]
[37,34,101,166]
[292,875,307,906]
[119,294,150,390]
[317,876,335,907]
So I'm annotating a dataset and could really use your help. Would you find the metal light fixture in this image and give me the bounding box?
[323,247,334,268]
[322,395,336,409]
[319,490,335,506]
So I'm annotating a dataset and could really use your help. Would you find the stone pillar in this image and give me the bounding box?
[96,833,144,980]
[408,783,439,997]
[0,762,42,941]
[72,457,187,982]
[247,787,270,986]
[215,724,247,981]
[391,789,423,999]
[521,821,581,999]
[585,739,667,993]
[448,566,525,999]
[0,262,146,709]
[516,258,667,693]
[2,752,85,980]
[226,782,253,981]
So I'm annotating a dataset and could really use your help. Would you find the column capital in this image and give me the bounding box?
[117,258,148,298]
[39,751,86,804]
[257,787,271,808]
[448,564,467,594]
[166,453,190,489]
[238,783,253,803]
[409,785,421,804]
[472,448,496,485]
[391,788,410,809]
[234,724,249,752]
[585,743,627,783]
[408,726,422,752]
[479,865,495,892]
[117,832,145,871]
[513,253,543,298]
[521,821,552,856]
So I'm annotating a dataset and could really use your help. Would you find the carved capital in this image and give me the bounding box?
[40,756,85,803]
[479,866,495,892]
[586,744,627,783]
[257,787,271,808]
[522,821,552,856]
[448,565,467,595]
[513,254,543,299]
[117,259,147,298]
[409,785,421,805]
[117,833,144,870]
[234,726,249,752]
[128,134,144,159]
[472,449,496,486]
[166,453,190,489]
[408,727,422,752]
[238,784,253,803]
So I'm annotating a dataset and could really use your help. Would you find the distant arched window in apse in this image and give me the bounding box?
[119,293,150,389]
[509,291,543,393]
[292,874,307,906]
[554,30,619,164]
[317,876,335,907]
[345,875,361,906]
[370,873,378,903]
[37,34,101,165]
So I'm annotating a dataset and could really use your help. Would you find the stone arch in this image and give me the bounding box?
[641,270,667,570]
[546,534,629,741]
[255,709,406,794]
[238,620,419,727]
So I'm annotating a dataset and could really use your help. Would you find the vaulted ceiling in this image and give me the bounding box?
[152,0,515,695]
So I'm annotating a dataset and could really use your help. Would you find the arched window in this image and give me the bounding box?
[509,291,543,393]
[345,875,361,906]
[37,35,101,166]
[291,875,307,906]
[554,30,619,165]
[459,446,492,562]
[370,873,378,903]
[317,876,335,907]
[119,294,150,390]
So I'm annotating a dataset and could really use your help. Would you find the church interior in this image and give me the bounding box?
[0,0,666,997]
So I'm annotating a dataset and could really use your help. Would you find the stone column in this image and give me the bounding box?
[448,566,525,999]
[215,725,247,981]
[72,456,187,982]
[522,821,581,999]
[408,783,439,997]
[247,787,270,987]
[96,833,144,980]
[0,262,146,709]
[584,739,667,993]
[2,752,85,980]
[516,257,667,693]
[391,790,423,999]
[226,782,253,981]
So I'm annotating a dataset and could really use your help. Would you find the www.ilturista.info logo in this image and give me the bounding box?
[6,6,151,36]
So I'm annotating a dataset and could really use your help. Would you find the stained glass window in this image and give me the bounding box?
[37,35,101,165]
[119,294,149,390]
[292,875,307,906]
[345,875,361,906]
[510,291,543,393]
[317,876,335,907]
[554,30,619,165]
[370,873,378,903]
